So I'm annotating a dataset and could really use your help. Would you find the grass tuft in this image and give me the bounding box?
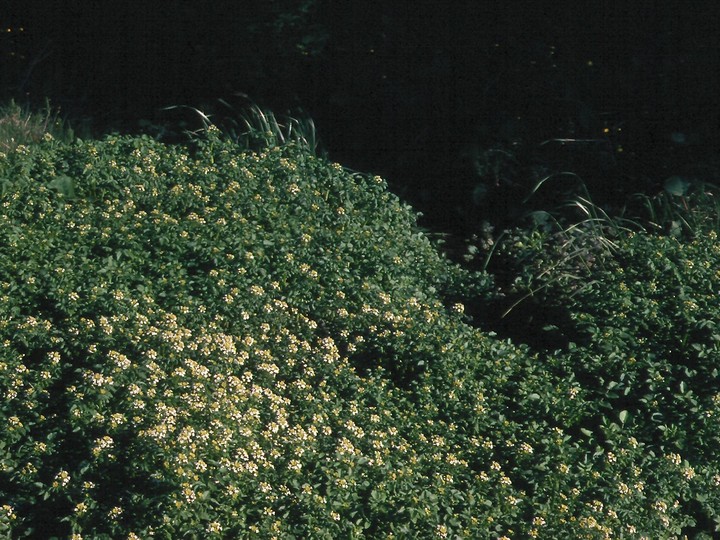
[0,99,74,152]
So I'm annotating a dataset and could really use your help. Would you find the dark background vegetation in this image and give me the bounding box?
[2,1,719,234]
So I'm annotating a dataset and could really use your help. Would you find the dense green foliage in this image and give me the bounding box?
[1,120,720,538]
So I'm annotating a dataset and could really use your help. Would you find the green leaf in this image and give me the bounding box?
[663,175,690,197]
[48,175,76,198]
[618,410,629,425]
[669,220,682,237]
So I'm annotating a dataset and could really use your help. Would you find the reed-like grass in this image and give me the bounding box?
[0,99,74,152]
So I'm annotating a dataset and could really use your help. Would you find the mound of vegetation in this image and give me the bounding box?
[1,111,719,538]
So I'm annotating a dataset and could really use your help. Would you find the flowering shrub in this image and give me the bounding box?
[556,230,720,534]
[477,217,720,537]
[1,123,719,538]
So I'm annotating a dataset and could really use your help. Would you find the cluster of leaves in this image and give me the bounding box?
[1,117,719,539]
[633,176,720,239]
[474,190,720,536]
[557,229,720,532]
[462,207,623,352]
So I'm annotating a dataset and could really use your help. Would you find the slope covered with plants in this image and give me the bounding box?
[1,111,720,538]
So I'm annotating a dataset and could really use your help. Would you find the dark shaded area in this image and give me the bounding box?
[2,2,719,235]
